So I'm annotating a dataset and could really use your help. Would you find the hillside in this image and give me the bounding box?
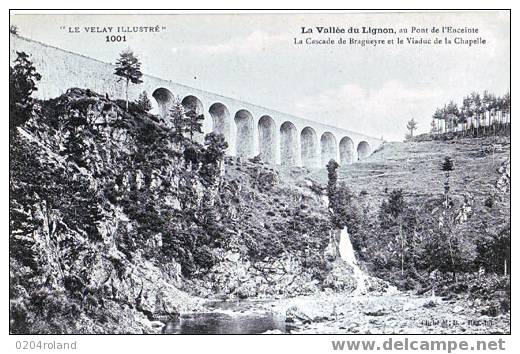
[9,88,354,334]
[9,88,510,334]
[286,138,509,206]
[274,134,510,298]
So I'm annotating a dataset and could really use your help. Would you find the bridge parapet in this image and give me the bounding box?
[10,34,384,168]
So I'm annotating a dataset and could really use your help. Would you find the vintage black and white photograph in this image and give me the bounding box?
[9,10,510,335]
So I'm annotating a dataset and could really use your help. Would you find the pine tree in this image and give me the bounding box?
[136,90,152,112]
[9,51,41,131]
[406,118,417,138]
[470,92,482,136]
[185,110,204,142]
[502,91,510,127]
[430,119,438,134]
[441,156,454,208]
[445,101,459,133]
[432,108,443,135]
[169,102,189,144]
[379,189,406,275]
[114,49,143,112]
[440,156,458,281]
[203,132,228,165]
[199,132,228,186]
[326,159,339,198]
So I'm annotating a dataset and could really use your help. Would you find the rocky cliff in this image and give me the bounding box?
[9,88,354,334]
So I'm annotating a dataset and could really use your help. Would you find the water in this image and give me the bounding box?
[321,193,369,294]
[338,227,368,294]
[163,301,288,334]
[163,195,373,334]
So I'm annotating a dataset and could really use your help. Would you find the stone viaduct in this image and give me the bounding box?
[10,34,384,168]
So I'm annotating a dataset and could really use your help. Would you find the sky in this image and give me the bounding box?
[10,11,510,141]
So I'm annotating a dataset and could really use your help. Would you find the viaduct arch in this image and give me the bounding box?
[357,141,371,160]
[10,34,384,168]
[147,87,382,168]
[339,136,355,165]
[301,127,318,168]
[258,115,276,164]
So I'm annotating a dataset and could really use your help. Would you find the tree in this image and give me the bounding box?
[9,51,41,131]
[136,90,152,112]
[430,119,438,134]
[166,100,204,144]
[441,156,454,208]
[326,159,342,227]
[203,132,228,165]
[482,90,494,133]
[461,95,472,135]
[444,101,459,133]
[463,95,476,135]
[475,225,510,275]
[459,102,468,136]
[10,25,18,35]
[439,156,459,280]
[380,189,406,275]
[165,102,205,167]
[168,102,188,144]
[114,49,143,112]
[326,159,339,200]
[406,118,417,138]
[200,132,228,186]
[423,211,470,283]
[377,189,421,277]
[502,91,510,127]
[432,108,443,135]
[490,93,499,134]
[469,92,482,136]
[185,110,204,142]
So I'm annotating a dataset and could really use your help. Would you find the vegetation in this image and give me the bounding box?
[114,49,143,112]
[428,91,510,138]
[9,51,41,131]
[324,147,510,309]
[441,156,454,207]
[406,118,417,139]
[323,114,510,302]
[9,81,332,332]
[135,90,152,112]
[9,48,510,333]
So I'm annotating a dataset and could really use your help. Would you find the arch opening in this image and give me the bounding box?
[152,88,175,118]
[258,115,276,164]
[321,132,337,166]
[339,136,355,165]
[357,141,371,160]
[300,127,318,168]
[181,95,204,115]
[209,103,230,143]
[280,121,298,166]
[234,110,254,158]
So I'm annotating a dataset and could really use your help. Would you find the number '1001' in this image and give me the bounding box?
[106,35,127,42]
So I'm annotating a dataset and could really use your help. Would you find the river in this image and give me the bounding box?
[163,300,289,334]
[159,217,508,334]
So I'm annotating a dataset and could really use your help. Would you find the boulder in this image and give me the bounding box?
[286,306,312,324]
